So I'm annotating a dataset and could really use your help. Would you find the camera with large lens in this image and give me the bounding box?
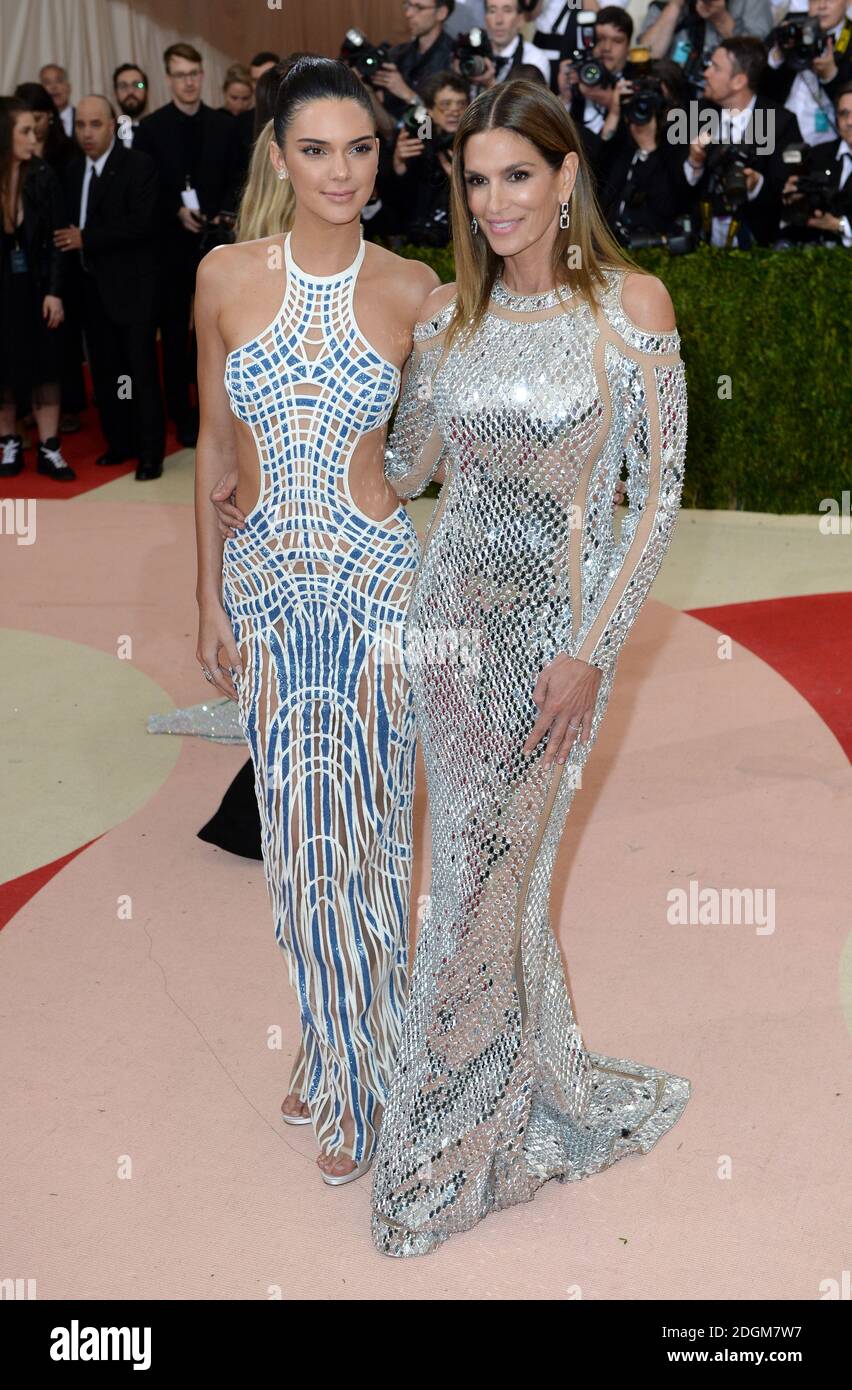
[340,29,392,83]
[568,9,599,75]
[620,51,666,125]
[621,75,665,124]
[781,143,842,223]
[708,145,751,213]
[452,28,494,78]
[615,214,696,253]
[401,101,429,137]
[769,16,827,71]
[400,101,455,153]
[574,57,617,89]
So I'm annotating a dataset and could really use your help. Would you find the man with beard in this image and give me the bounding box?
[113,64,149,147]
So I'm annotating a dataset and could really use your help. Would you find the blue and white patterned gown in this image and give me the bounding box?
[220,230,420,1162]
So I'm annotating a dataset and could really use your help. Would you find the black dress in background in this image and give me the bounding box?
[197,759,263,861]
[0,158,65,405]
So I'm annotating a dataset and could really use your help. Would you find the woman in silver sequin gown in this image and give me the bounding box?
[371,81,691,1257]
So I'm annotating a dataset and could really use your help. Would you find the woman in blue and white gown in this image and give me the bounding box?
[193,58,439,1184]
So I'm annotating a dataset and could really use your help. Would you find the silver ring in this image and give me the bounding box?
[201,667,214,682]
[568,720,581,730]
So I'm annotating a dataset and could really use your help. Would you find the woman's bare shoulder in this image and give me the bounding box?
[415,280,457,324]
[620,271,676,333]
[367,243,446,319]
[196,235,279,296]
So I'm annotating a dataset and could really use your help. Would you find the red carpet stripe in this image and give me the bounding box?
[0,836,103,931]
[687,592,852,761]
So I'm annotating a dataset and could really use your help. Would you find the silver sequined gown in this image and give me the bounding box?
[371,266,690,1257]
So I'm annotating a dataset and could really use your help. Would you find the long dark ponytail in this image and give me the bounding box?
[272,56,376,149]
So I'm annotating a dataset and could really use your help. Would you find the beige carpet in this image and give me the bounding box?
[1,490,849,1298]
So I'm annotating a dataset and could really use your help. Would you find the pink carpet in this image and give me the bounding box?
[1,499,849,1298]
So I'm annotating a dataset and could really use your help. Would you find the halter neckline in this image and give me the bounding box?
[284,229,365,282]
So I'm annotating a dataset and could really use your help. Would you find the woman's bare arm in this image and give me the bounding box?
[194,248,236,607]
[193,248,242,698]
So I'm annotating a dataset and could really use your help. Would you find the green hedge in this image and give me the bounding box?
[389,242,851,513]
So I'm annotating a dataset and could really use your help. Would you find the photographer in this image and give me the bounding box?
[638,0,773,88]
[455,0,551,91]
[681,36,802,246]
[760,0,852,146]
[778,81,852,244]
[381,70,469,245]
[370,1,458,120]
[531,0,600,92]
[594,59,695,242]
[556,7,633,143]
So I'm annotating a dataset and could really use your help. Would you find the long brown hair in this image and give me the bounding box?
[444,79,643,352]
[0,98,32,227]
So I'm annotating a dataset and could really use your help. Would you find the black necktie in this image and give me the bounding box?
[81,167,98,270]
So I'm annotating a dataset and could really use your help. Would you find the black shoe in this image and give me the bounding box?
[96,450,133,467]
[0,433,24,476]
[36,436,77,481]
[135,455,163,481]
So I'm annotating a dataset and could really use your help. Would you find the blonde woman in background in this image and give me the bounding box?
[235,118,295,242]
[222,64,255,118]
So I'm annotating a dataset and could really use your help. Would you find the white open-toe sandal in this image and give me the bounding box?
[281,1104,311,1127]
[320,1155,373,1187]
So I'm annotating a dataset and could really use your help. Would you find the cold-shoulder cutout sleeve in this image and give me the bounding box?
[568,270,687,673]
[384,295,457,500]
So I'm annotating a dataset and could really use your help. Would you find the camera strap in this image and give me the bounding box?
[551,3,574,31]
[532,3,577,58]
[803,68,839,138]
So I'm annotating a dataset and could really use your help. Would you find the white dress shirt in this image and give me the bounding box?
[490,36,551,84]
[834,138,852,245]
[59,105,74,138]
[767,18,846,146]
[682,97,766,247]
[79,138,116,229]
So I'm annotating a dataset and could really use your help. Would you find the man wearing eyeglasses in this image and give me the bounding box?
[372,0,459,119]
[113,64,149,147]
[134,43,241,448]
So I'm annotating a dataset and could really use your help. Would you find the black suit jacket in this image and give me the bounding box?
[133,101,242,253]
[783,137,852,242]
[684,97,803,244]
[63,142,159,323]
[19,157,65,299]
[594,126,694,236]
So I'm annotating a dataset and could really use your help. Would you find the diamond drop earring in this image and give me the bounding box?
[559,200,570,230]
[278,168,289,181]
[470,215,478,234]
